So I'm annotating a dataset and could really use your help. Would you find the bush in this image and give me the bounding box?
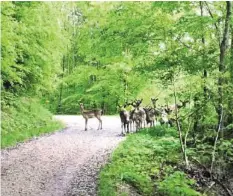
[1,96,64,148]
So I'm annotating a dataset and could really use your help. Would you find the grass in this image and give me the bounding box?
[98,126,201,196]
[1,97,64,148]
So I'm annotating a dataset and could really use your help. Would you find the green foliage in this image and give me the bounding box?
[98,127,200,196]
[1,2,72,147]
[1,2,72,94]
[157,171,200,196]
[1,2,233,192]
[1,97,64,148]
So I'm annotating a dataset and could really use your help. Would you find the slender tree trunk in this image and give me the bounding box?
[200,2,208,100]
[218,1,231,130]
[173,82,189,169]
[123,77,128,102]
[211,105,223,175]
[228,24,233,124]
[57,57,65,113]
[230,25,233,84]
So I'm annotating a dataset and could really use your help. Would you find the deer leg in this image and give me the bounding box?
[97,117,100,130]
[126,122,129,133]
[100,118,102,129]
[96,116,102,130]
[136,120,140,131]
[121,122,124,135]
[85,118,88,131]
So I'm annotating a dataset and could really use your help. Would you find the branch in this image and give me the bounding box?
[191,157,233,196]
[176,36,193,50]
[204,1,221,47]
[173,81,189,169]
[210,104,223,174]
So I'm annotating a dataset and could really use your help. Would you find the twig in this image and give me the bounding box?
[210,104,223,174]
[190,157,233,196]
[203,1,221,47]
[204,181,215,194]
[215,178,233,196]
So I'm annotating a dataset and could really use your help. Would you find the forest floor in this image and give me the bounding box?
[1,115,124,196]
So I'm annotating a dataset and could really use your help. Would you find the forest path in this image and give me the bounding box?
[1,115,124,196]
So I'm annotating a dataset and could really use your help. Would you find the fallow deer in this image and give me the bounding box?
[79,103,102,131]
[125,101,137,131]
[162,100,189,127]
[165,100,189,114]
[151,98,161,125]
[133,99,146,131]
[118,104,130,135]
[144,107,156,127]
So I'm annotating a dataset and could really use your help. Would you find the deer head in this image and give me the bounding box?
[151,98,158,108]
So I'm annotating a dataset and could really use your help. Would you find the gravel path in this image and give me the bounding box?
[1,115,124,196]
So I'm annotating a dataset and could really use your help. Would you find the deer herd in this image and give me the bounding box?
[118,98,189,135]
[79,98,189,134]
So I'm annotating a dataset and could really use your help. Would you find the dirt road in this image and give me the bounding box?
[1,115,124,196]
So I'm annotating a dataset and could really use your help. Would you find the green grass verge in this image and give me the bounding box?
[98,126,201,196]
[1,97,64,148]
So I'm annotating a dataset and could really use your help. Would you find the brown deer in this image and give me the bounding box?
[161,100,189,127]
[133,99,146,131]
[118,104,130,135]
[165,99,189,114]
[79,103,102,131]
[151,98,161,125]
[144,107,155,127]
[125,101,137,131]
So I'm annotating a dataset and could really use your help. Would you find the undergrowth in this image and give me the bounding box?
[98,126,201,196]
[1,96,64,148]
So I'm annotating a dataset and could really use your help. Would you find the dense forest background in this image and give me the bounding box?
[1,1,233,194]
[2,2,233,115]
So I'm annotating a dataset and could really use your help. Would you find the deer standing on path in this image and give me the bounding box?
[144,107,155,127]
[118,104,130,135]
[151,98,160,125]
[79,103,102,131]
[133,99,146,131]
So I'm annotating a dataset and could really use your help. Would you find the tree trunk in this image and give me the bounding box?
[173,82,189,169]
[200,2,208,100]
[57,56,65,113]
[217,1,231,129]
[227,24,233,124]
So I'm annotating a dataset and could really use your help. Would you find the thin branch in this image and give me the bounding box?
[210,104,223,174]
[173,81,189,169]
[191,157,233,196]
[176,36,193,50]
[204,181,215,194]
[204,1,221,47]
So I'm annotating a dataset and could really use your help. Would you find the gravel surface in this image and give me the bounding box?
[1,115,124,196]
